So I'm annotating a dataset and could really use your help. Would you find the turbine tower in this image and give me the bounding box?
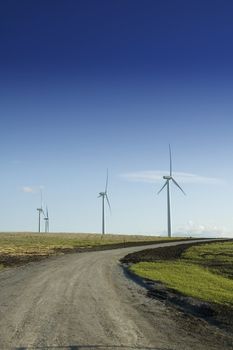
[98,169,111,235]
[44,206,49,233]
[37,189,44,233]
[157,145,186,237]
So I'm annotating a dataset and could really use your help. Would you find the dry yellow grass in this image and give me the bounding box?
[0,232,181,258]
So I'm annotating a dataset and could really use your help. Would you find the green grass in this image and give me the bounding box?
[183,241,233,262]
[183,241,233,278]
[130,241,233,306]
[0,232,181,257]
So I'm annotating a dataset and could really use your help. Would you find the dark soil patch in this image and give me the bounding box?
[0,254,50,266]
[121,239,233,335]
[121,239,230,264]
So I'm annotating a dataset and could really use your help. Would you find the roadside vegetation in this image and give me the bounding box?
[183,241,233,279]
[129,241,233,307]
[0,232,186,268]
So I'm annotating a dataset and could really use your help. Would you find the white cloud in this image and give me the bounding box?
[22,186,35,193]
[21,185,45,194]
[120,170,224,185]
[175,221,232,238]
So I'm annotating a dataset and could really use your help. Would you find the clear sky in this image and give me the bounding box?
[1,0,233,237]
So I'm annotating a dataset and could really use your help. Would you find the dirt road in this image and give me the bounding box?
[0,240,232,350]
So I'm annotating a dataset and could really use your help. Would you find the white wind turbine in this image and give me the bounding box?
[44,206,49,233]
[98,170,111,235]
[36,189,44,233]
[157,145,186,237]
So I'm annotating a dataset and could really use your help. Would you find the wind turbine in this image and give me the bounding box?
[44,206,49,233]
[98,170,111,235]
[37,189,44,233]
[157,145,186,237]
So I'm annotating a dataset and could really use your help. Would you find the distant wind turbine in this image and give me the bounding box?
[98,170,111,235]
[157,145,186,237]
[37,189,44,233]
[44,206,49,233]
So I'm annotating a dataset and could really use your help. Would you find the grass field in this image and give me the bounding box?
[0,232,178,255]
[183,241,233,278]
[130,241,233,307]
[0,232,185,268]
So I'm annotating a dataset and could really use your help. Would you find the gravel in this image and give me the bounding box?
[0,240,232,350]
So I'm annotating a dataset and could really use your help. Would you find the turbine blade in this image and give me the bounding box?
[171,178,186,195]
[106,194,111,212]
[169,144,172,176]
[105,168,109,193]
[157,181,168,195]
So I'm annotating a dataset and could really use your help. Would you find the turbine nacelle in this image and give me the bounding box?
[98,169,111,235]
[157,145,186,238]
[99,192,105,197]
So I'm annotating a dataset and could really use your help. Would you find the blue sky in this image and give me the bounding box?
[0,0,233,236]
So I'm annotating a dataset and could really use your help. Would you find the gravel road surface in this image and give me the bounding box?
[0,240,232,350]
